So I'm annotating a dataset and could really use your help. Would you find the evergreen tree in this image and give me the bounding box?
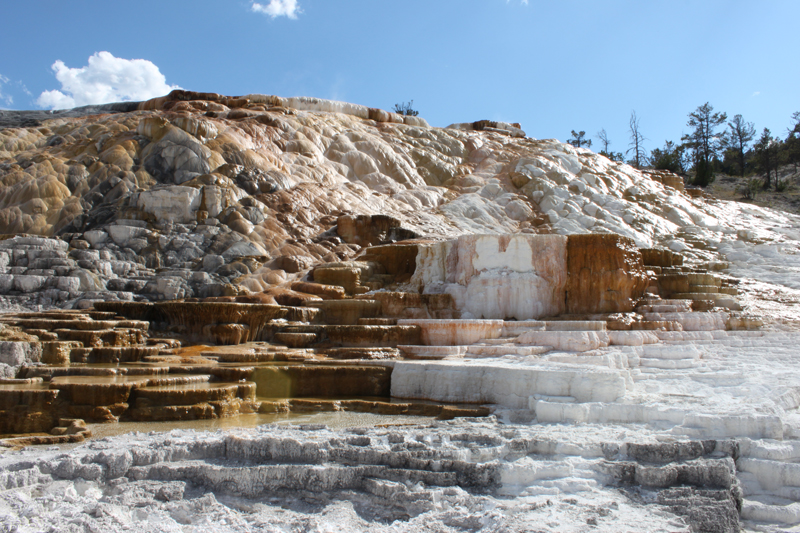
[568,130,592,149]
[649,141,684,174]
[754,128,781,190]
[681,103,727,186]
[725,114,756,178]
[785,111,800,173]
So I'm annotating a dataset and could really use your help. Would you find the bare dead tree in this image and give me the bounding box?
[626,111,647,168]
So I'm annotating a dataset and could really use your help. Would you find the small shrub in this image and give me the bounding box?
[776,178,789,192]
[738,178,762,200]
[393,100,419,117]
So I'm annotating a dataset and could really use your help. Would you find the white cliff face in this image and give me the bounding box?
[409,235,568,320]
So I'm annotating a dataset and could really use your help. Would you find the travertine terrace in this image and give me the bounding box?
[1,91,800,532]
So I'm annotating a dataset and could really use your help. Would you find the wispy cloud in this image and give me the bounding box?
[36,51,180,110]
[752,91,760,97]
[251,0,301,19]
[0,74,12,107]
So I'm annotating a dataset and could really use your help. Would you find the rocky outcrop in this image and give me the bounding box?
[409,234,568,320]
[565,234,648,314]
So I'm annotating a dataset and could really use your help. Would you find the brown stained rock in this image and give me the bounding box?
[202,324,250,345]
[231,293,279,304]
[129,399,260,421]
[269,255,316,274]
[641,248,684,268]
[250,365,391,398]
[261,287,322,307]
[290,281,346,300]
[320,347,400,360]
[642,169,685,192]
[313,267,361,295]
[258,400,291,414]
[133,382,256,407]
[358,292,458,320]
[156,302,318,343]
[49,376,150,406]
[273,332,317,348]
[336,215,417,247]
[54,328,144,348]
[42,341,82,365]
[0,387,59,411]
[0,408,56,435]
[281,325,421,348]
[566,234,649,314]
[84,346,161,364]
[304,300,381,325]
[358,243,419,278]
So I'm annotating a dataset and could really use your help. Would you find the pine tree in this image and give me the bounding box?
[568,130,592,149]
[681,103,727,186]
[725,114,756,178]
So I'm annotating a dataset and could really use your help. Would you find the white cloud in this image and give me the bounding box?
[36,51,180,110]
[0,74,12,107]
[251,0,301,19]
[752,91,761,97]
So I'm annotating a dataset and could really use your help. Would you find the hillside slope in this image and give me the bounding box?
[0,90,798,315]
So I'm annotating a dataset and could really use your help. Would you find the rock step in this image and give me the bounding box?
[642,312,728,331]
[635,304,691,313]
[738,458,800,500]
[396,319,503,346]
[146,337,182,348]
[466,344,552,357]
[49,375,153,405]
[6,318,150,331]
[501,321,546,336]
[320,347,400,360]
[543,321,607,331]
[282,325,421,347]
[358,317,398,325]
[0,384,57,410]
[70,345,162,364]
[259,398,490,419]
[398,345,465,360]
[741,499,800,526]
[273,332,317,348]
[640,298,695,306]
[514,330,610,352]
[304,299,381,325]
[53,328,146,347]
[671,293,742,310]
[629,320,684,331]
[132,382,257,407]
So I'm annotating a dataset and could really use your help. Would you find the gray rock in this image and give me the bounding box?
[13,275,47,293]
[202,254,225,272]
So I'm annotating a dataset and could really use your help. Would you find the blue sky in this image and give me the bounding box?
[1,1,798,156]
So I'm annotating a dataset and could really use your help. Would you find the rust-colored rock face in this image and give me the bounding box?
[640,248,684,268]
[565,234,648,314]
[336,215,418,248]
[359,243,420,279]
